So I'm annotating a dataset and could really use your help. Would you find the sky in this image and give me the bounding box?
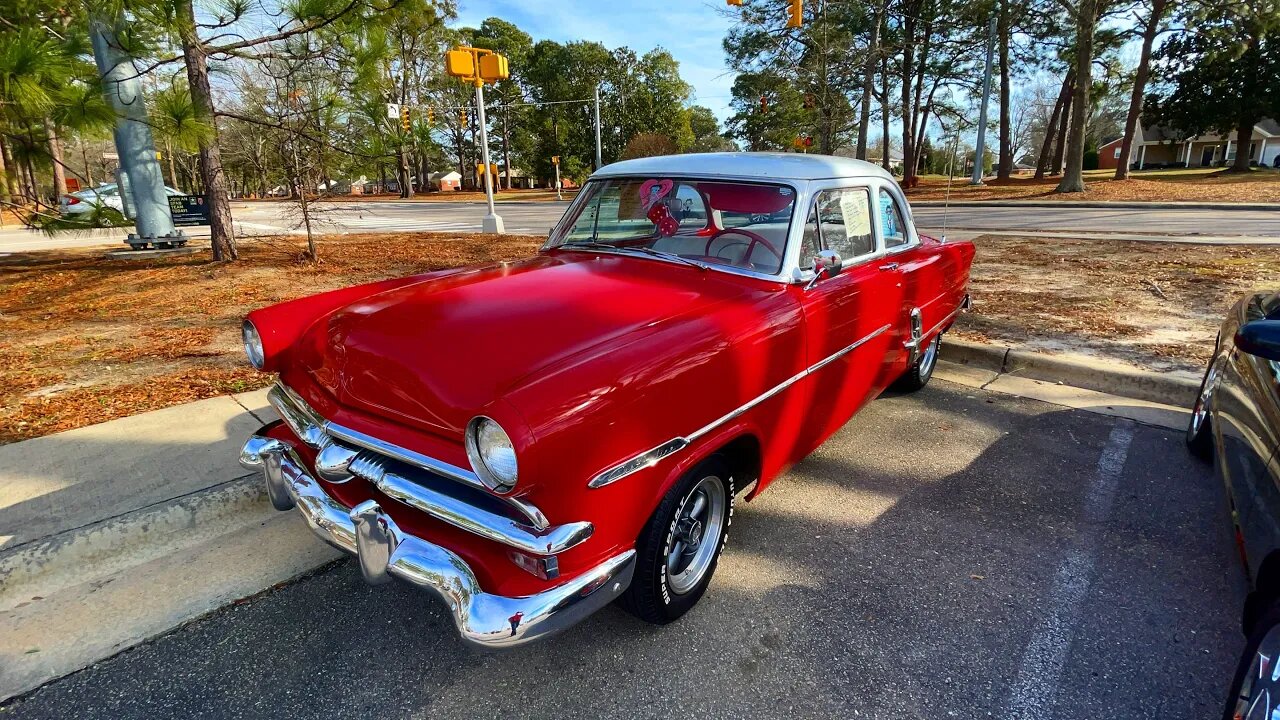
[454,0,739,122]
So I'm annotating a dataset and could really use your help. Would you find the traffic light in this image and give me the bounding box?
[551,155,560,165]
[786,0,803,27]
[460,108,468,125]
[726,0,742,4]
[760,94,768,114]
[400,105,411,131]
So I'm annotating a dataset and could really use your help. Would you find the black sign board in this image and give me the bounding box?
[168,195,210,226]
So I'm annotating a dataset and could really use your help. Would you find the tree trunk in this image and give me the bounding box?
[165,140,179,189]
[996,0,1013,181]
[1115,0,1167,179]
[1056,0,1097,193]
[1052,79,1073,175]
[900,22,917,186]
[880,50,891,171]
[0,135,12,205]
[44,117,68,198]
[177,0,237,260]
[856,5,882,160]
[1233,116,1256,172]
[1035,73,1071,179]
[81,139,95,187]
[502,105,512,190]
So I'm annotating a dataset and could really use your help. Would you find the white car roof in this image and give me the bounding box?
[591,152,896,183]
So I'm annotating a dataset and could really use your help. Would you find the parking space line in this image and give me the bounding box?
[1003,422,1135,719]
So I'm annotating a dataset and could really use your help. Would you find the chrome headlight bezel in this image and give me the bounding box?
[242,319,265,370]
[465,416,518,494]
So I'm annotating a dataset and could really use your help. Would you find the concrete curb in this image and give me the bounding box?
[0,475,271,611]
[910,199,1278,211]
[940,338,1199,408]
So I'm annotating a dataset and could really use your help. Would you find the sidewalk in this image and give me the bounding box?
[0,389,341,701]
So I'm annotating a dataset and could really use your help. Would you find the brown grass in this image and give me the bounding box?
[2,231,1275,444]
[0,233,541,444]
[906,168,1280,203]
[953,235,1280,373]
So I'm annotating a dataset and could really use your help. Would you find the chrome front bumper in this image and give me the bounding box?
[240,435,635,648]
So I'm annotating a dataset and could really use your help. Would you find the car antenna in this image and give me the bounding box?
[942,130,959,243]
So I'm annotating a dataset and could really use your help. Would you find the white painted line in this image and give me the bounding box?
[1003,422,1134,719]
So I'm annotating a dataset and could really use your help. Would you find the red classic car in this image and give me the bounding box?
[238,153,974,648]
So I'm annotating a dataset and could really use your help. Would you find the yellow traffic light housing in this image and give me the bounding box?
[460,108,468,125]
[446,46,509,86]
[726,0,742,4]
[478,54,509,82]
[400,105,411,131]
[445,50,475,79]
[786,0,803,27]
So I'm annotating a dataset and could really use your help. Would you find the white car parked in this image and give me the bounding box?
[60,183,185,217]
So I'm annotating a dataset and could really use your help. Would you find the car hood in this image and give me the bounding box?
[298,251,763,437]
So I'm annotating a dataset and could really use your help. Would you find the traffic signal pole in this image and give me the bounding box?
[474,81,504,234]
[90,18,185,248]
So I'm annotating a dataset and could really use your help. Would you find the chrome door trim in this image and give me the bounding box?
[588,323,891,489]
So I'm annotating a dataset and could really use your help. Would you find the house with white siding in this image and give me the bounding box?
[1098,119,1280,170]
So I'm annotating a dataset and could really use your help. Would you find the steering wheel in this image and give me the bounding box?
[704,228,782,267]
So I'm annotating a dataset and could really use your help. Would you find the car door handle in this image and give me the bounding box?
[879,262,899,271]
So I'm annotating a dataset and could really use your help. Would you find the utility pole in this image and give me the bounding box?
[971,13,997,185]
[593,84,603,170]
[90,18,185,249]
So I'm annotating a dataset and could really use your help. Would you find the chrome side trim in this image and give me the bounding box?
[240,437,634,648]
[588,323,892,489]
[922,302,964,343]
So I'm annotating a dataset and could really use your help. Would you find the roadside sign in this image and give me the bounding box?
[168,195,210,226]
[102,152,119,161]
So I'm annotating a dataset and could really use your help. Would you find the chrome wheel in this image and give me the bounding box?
[1231,624,1280,720]
[666,475,726,595]
[919,333,940,378]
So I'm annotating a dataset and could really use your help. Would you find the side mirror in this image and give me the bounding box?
[1236,320,1280,362]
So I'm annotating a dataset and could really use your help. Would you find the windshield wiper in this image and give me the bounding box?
[626,246,708,272]
[560,240,619,250]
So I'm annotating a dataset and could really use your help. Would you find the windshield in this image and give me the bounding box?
[547,177,796,275]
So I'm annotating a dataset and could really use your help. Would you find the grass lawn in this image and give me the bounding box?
[906,167,1280,203]
[1,232,1276,443]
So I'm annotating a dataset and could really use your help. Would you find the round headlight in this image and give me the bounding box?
[242,320,265,370]
[465,416,518,493]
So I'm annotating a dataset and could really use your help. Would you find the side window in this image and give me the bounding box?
[800,205,821,263]
[813,188,874,260]
[879,189,909,249]
[670,183,707,229]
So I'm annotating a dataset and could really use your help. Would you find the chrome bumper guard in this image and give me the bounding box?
[240,435,636,648]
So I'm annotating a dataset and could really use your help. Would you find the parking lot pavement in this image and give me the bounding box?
[0,379,1245,719]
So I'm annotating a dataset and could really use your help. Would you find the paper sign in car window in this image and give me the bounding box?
[838,191,871,236]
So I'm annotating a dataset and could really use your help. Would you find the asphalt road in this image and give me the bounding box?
[0,379,1246,719]
[1,199,1277,253]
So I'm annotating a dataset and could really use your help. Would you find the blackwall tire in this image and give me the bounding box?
[894,332,941,392]
[618,455,735,625]
[1222,603,1280,720]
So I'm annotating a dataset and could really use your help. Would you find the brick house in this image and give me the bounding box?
[1098,119,1280,170]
